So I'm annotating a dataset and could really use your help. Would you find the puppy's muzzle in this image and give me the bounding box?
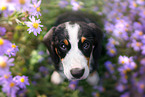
[70,68,85,79]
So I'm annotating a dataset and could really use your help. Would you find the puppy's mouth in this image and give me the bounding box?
[71,77,85,80]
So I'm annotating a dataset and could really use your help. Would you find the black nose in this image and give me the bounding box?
[70,68,85,78]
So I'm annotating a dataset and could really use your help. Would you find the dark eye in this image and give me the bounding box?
[83,41,90,49]
[60,43,67,51]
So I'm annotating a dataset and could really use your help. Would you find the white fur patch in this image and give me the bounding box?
[61,22,89,80]
[51,71,64,84]
[86,71,99,85]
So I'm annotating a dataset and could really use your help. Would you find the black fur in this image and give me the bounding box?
[43,27,60,70]
[54,11,99,26]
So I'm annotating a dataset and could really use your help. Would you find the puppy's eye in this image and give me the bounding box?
[60,43,67,51]
[83,41,90,49]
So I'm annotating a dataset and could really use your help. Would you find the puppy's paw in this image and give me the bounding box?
[51,71,64,85]
[86,71,99,86]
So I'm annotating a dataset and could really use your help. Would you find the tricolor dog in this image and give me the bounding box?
[43,12,103,85]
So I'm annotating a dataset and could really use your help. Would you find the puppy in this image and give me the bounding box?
[43,12,103,85]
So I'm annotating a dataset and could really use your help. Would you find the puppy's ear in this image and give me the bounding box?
[88,23,103,70]
[43,27,60,70]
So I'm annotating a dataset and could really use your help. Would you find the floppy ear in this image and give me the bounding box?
[43,27,60,70]
[88,23,103,70]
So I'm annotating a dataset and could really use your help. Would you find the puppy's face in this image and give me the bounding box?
[43,22,102,80]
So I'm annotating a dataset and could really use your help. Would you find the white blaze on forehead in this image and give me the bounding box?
[61,22,89,80]
[65,22,80,48]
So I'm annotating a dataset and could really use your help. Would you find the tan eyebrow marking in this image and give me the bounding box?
[81,37,86,43]
[61,59,64,61]
[63,39,69,45]
[55,48,61,59]
[55,48,58,55]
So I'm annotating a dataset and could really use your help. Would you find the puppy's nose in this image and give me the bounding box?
[70,68,85,78]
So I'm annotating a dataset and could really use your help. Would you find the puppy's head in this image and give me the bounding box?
[43,22,103,80]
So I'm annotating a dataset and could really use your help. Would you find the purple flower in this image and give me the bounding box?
[25,16,43,36]
[106,42,115,50]
[141,45,145,55]
[30,0,42,18]
[0,0,15,12]
[92,92,100,97]
[141,35,145,44]
[120,92,130,97]
[129,1,137,9]
[133,22,143,30]
[17,89,27,97]
[140,58,145,66]
[38,51,44,55]
[14,0,31,12]
[118,56,130,65]
[0,27,6,36]
[136,0,145,5]
[32,81,37,85]
[0,72,11,85]
[39,66,49,76]
[120,2,128,12]
[0,56,14,76]
[139,66,145,74]
[68,80,79,90]
[39,66,47,72]
[5,43,19,57]
[112,19,129,40]
[2,78,19,97]
[59,0,68,8]
[116,83,126,92]
[0,2,10,17]
[125,61,137,71]
[120,74,128,84]
[131,40,143,51]
[93,85,105,92]
[139,8,145,18]
[70,0,82,11]
[0,38,11,55]
[131,30,144,40]
[14,75,30,89]
[104,61,115,74]
[108,37,119,46]
[121,31,129,41]
[118,67,127,75]
[107,47,117,57]
[104,22,114,34]
[136,81,145,93]
[118,56,137,72]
